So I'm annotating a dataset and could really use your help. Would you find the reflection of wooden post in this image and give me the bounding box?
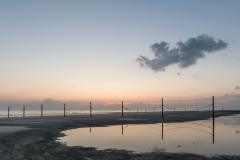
[122,125,123,135]
[212,96,215,144]
[162,123,163,140]
[64,103,66,117]
[23,105,25,118]
[41,104,43,117]
[90,127,91,133]
[8,106,9,118]
[162,98,164,118]
[122,101,123,117]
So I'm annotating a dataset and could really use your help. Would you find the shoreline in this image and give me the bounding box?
[0,111,240,159]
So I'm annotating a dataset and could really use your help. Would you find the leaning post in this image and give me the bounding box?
[8,106,9,118]
[122,101,123,117]
[90,102,92,117]
[64,103,66,117]
[41,104,43,117]
[162,98,164,118]
[23,105,25,118]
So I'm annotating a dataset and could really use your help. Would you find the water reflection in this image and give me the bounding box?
[57,115,240,155]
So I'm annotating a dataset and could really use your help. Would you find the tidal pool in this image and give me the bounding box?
[57,114,240,155]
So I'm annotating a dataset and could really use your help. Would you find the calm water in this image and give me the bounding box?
[57,114,240,155]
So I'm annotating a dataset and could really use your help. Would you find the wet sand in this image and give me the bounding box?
[0,110,240,160]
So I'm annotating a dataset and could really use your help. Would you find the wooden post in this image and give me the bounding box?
[41,104,43,117]
[162,98,164,118]
[8,106,9,118]
[90,102,92,117]
[64,103,66,117]
[23,105,25,118]
[212,96,214,119]
[212,96,215,144]
[122,101,123,117]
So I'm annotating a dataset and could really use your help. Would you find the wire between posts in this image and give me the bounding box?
[164,105,176,111]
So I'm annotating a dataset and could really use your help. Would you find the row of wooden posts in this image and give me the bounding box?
[6,96,215,119]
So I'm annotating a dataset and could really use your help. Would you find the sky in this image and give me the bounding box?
[0,0,240,110]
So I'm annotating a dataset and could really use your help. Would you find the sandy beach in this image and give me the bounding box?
[1,110,240,160]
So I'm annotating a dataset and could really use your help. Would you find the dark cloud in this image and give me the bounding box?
[236,86,239,89]
[136,34,228,72]
[220,94,240,99]
[177,73,181,75]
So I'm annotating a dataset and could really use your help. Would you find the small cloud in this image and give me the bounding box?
[222,94,229,98]
[177,73,181,75]
[236,86,239,89]
[177,145,182,148]
[236,130,239,134]
[220,94,240,100]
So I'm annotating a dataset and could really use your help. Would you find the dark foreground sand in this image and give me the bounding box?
[1,110,240,160]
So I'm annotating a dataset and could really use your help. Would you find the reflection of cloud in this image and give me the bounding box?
[152,147,166,152]
[177,145,182,148]
[236,130,240,134]
[236,86,239,89]
[136,34,228,72]
[175,136,193,140]
[177,73,181,75]
[218,115,240,126]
